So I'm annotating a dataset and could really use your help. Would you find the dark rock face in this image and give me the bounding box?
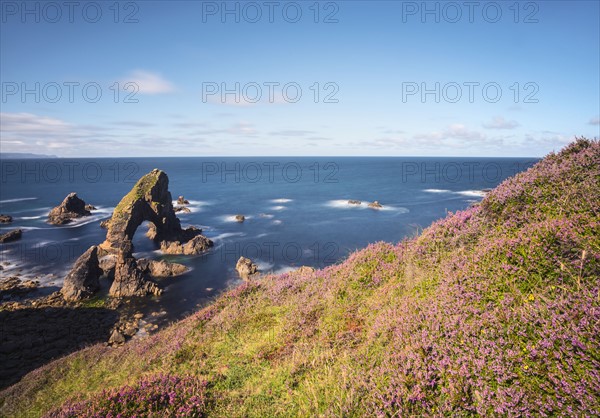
[85,204,97,211]
[100,169,208,254]
[174,206,191,213]
[48,193,91,225]
[61,246,103,301]
[236,256,258,279]
[0,215,12,223]
[0,229,22,243]
[235,214,245,222]
[109,248,162,298]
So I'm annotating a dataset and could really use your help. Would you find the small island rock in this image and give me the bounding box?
[0,229,22,243]
[48,193,91,225]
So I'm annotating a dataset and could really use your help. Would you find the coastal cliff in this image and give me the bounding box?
[1,139,598,417]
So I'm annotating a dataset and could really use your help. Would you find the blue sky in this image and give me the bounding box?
[1,0,599,157]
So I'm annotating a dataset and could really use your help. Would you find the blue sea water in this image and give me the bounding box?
[0,157,536,324]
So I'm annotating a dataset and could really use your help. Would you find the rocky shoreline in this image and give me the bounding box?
[0,170,219,388]
[0,168,309,389]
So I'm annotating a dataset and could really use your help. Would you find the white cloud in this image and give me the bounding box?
[122,70,175,94]
[227,122,257,136]
[1,112,71,134]
[483,116,520,130]
[415,124,487,142]
[269,130,315,137]
[589,116,600,125]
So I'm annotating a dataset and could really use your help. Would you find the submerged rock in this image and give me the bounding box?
[235,214,245,222]
[348,200,362,205]
[0,215,12,224]
[48,193,91,225]
[236,256,258,279]
[61,246,103,301]
[0,229,22,243]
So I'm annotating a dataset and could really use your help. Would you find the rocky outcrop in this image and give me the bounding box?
[160,235,213,255]
[235,215,245,222]
[236,256,258,279]
[0,229,22,243]
[368,201,383,209]
[348,200,362,205]
[295,266,316,274]
[109,247,162,298]
[59,169,210,300]
[100,219,110,229]
[85,204,96,211]
[177,196,189,205]
[48,193,91,225]
[174,206,191,213]
[99,169,208,255]
[61,246,103,301]
[0,277,39,299]
[136,258,188,277]
[0,215,12,223]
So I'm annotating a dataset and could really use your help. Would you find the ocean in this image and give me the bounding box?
[0,157,537,325]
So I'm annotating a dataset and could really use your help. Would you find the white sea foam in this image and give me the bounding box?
[270,198,293,203]
[325,199,408,213]
[0,197,38,204]
[271,206,286,211]
[221,214,252,223]
[272,219,283,225]
[272,265,296,275]
[456,190,487,197]
[171,199,212,212]
[259,213,274,219]
[424,189,451,193]
[326,199,360,209]
[255,260,274,272]
[210,232,246,241]
[18,215,44,220]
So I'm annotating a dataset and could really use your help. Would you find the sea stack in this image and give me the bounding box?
[48,193,92,225]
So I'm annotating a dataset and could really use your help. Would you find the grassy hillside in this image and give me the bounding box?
[1,139,599,417]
